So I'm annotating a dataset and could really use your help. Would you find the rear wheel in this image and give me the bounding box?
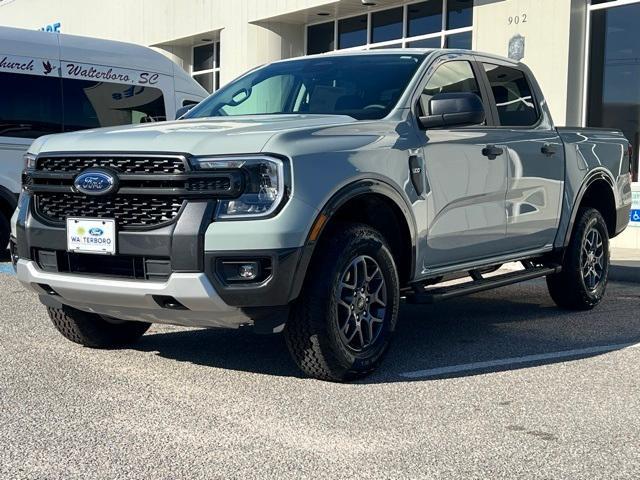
[285,223,400,381]
[547,208,610,310]
[47,305,151,348]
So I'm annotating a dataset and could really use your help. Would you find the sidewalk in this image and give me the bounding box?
[610,248,640,283]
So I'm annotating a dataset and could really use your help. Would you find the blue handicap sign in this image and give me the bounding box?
[631,209,640,223]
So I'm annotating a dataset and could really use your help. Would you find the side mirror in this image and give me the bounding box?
[418,92,485,129]
[176,105,194,119]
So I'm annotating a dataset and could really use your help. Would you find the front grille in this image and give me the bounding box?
[28,154,243,230]
[36,193,184,228]
[36,155,186,174]
[187,177,232,191]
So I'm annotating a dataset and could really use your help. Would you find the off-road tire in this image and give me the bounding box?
[285,223,400,381]
[547,208,610,310]
[47,305,151,348]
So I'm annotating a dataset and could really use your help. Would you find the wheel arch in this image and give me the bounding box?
[289,179,418,301]
[563,171,617,247]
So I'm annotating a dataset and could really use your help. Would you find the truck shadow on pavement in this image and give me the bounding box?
[135,282,640,383]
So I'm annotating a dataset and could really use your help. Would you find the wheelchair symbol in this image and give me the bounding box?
[632,210,640,222]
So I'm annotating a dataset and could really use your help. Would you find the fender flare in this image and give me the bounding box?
[288,178,418,301]
[561,168,616,247]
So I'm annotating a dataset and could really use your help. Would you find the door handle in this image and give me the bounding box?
[482,145,504,160]
[541,144,557,156]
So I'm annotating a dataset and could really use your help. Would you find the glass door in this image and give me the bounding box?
[587,0,640,181]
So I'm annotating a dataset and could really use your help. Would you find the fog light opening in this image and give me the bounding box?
[238,262,259,280]
[217,258,271,285]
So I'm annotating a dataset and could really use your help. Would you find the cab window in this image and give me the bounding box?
[483,64,539,127]
[419,60,482,115]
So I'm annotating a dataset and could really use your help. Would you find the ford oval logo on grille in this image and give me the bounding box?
[74,169,117,196]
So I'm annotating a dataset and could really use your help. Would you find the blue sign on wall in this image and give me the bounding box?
[632,191,640,227]
[39,22,61,33]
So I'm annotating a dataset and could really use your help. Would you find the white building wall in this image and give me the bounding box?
[474,0,580,127]
[0,0,587,123]
[0,0,331,84]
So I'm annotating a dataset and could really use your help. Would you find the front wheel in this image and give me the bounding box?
[47,305,151,348]
[285,223,400,381]
[547,208,610,310]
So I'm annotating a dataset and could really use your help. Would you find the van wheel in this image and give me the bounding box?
[285,223,400,381]
[47,305,151,348]
[0,212,9,254]
[547,208,610,310]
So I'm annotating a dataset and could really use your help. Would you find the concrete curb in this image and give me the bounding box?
[610,263,640,283]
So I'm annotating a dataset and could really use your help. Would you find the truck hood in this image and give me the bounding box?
[32,115,358,156]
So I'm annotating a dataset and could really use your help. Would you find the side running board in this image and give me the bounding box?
[406,265,562,304]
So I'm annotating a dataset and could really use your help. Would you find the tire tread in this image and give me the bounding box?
[285,223,399,381]
[547,207,609,310]
[47,306,150,348]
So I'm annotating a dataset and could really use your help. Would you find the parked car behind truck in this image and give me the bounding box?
[0,26,208,250]
[13,49,632,381]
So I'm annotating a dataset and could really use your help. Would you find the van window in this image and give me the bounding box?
[62,79,166,131]
[483,64,539,127]
[0,72,63,139]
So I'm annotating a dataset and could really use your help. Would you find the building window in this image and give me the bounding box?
[192,41,220,93]
[338,15,368,49]
[307,21,335,54]
[306,1,473,55]
[587,0,640,181]
[371,7,403,44]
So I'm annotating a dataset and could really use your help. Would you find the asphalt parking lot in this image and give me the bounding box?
[1,257,639,479]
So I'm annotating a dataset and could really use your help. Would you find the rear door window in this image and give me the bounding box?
[61,79,166,131]
[483,64,539,127]
[0,72,63,139]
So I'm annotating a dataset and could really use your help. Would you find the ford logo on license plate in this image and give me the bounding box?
[74,169,118,196]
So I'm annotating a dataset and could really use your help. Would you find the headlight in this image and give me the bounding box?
[191,156,287,219]
[23,153,36,169]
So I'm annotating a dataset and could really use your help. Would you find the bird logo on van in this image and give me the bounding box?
[42,60,56,75]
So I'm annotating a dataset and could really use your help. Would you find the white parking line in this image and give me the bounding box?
[399,342,640,379]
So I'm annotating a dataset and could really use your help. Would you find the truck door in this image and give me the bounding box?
[416,56,510,268]
[480,61,564,253]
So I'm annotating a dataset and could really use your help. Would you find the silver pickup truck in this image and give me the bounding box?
[12,50,633,381]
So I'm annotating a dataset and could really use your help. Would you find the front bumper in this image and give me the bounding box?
[14,189,316,330]
[17,259,288,330]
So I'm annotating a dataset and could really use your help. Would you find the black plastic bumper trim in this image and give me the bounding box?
[205,247,304,308]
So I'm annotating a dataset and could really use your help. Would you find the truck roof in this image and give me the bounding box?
[289,48,521,67]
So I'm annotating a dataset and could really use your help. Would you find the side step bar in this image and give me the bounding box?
[406,265,562,304]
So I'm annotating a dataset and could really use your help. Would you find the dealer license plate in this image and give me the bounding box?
[66,218,116,255]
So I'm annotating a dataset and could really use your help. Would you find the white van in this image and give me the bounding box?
[0,26,208,248]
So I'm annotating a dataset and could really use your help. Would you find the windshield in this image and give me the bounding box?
[184,54,425,121]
